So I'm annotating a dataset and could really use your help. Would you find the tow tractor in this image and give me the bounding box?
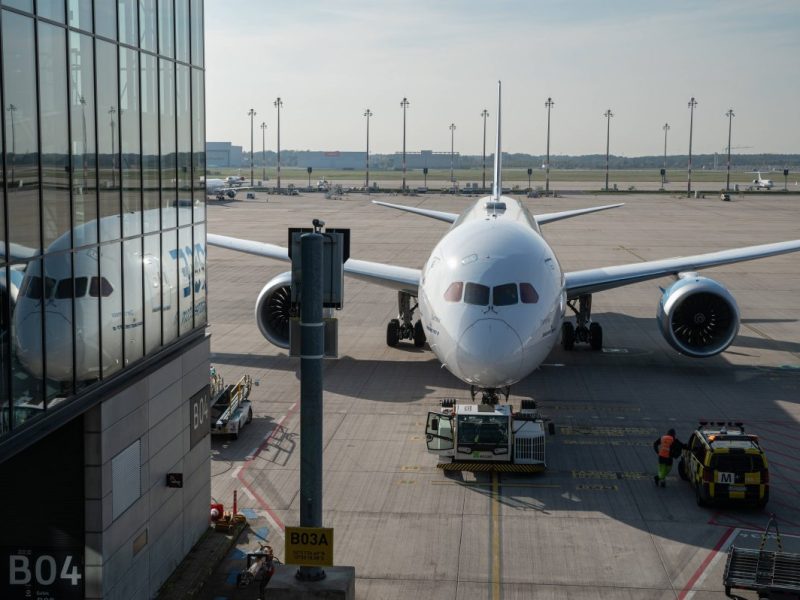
[425,398,553,473]
[210,371,253,440]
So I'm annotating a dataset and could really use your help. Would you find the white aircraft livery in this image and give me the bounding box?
[208,82,800,403]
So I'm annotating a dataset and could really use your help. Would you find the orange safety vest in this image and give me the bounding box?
[658,435,675,459]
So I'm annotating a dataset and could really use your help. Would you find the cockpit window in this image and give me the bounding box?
[89,276,114,298]
[493,283,518,306]
[444,281,463,302]
[464,282,490,306]
[55,279,73,299]
[24,276,42,299]
[520,283,539,304]
[75,277,88,298]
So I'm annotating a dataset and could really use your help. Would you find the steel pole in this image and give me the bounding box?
[401,98,408,193]
[481,109,488,192]
[687,97,697,196]
[248,108,255,186]
[604,110,612,191]
[725,109,734,191]
[298,231,324,581]
[261,122,266,181]
[545,97,553,194]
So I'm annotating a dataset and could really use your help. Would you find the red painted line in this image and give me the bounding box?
[236,402,300,531]
[748,423,800,445]
[768,458,800,476]
[758,443,800,463]
[678,526,735,600]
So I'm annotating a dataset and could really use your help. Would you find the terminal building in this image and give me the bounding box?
[0,1,211,598]
[294,150,365,170]
[205,141,243,168]
[391,150,460,170]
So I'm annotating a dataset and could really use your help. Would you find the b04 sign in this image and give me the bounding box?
[2,548,83,599]
[284,527,334,567]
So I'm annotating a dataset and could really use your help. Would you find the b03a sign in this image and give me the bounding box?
[2,548,84,599]
[284,527,334,567]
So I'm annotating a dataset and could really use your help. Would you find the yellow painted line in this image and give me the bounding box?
[562,439,650,447]
[576,484,619,491]
[571,470,651,480]
[558,425,656,437]
[431,481,560,488]
[491,471,501,600]
[400,465,420,472]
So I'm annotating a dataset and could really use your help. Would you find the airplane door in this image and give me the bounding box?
[426,412,454,455]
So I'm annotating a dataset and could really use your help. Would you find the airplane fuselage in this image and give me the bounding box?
[418,196,565,388]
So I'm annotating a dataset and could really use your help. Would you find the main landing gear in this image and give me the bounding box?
[386,291,426,348]
[561,294,603,351]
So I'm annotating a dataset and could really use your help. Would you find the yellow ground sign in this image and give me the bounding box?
[284,527,334,567]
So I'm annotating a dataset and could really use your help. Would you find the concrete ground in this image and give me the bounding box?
[201,189,800,599]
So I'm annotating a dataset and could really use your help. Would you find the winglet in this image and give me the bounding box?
[492,81,502,201]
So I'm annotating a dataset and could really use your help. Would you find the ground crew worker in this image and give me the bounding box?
[653,428,682,487]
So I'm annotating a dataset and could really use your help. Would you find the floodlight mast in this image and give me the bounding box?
[687,96,697,197]
[400,97,410,192]
[248,108,256,186]
[364,108,373,190]
[449,123,456,184]
[725,109,735,191]
[545,97,554,193]
[274,97,283,192]
[481,109,489,191]
[604,109,613,191]
[260,121,267,181]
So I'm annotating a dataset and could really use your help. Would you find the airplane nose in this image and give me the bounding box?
[456,319,523,386]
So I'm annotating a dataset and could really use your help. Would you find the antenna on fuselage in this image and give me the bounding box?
[492,80,502,201]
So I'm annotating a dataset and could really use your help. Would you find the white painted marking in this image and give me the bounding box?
[230,466,242,479]
[240,485,255,501]
[683,528,739,600]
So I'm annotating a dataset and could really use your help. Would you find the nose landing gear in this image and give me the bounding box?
[562,294,603,351]
[386,291,426,348]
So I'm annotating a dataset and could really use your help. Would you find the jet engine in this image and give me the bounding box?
[255,271,293,349]
[657,273,740,357]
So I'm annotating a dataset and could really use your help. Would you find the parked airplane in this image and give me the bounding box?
[205,178,249,199]
[3,209,206,383]
[208,82,800,403]
[750,171,774,190]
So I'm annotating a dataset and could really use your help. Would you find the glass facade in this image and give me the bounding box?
[0,0,206,439]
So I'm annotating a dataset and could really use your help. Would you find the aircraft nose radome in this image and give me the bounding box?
[456,319,523,386]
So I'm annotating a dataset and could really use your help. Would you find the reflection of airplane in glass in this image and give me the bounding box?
[1,210,206,382]
[205,177,252,200]
[208,82,800,405]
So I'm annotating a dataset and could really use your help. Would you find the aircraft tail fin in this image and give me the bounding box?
[492,81,502,200]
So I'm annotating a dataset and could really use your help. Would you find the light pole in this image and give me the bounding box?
[400,97,409,192]
[662,123,670,187]
[449,123,456,185]
[274,97,283,192]
[109,106,117,187]
[260,121,267,182]
[725,108,734,191]
[545,97,554,194]
[687,96,697,196]
[247,108,256,186]
[7,103,17,183]
[364,108,372,190]
[604,109,613,191]
[481,108,489,191]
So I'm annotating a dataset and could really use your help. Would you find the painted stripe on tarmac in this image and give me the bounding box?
[679,527,736,600]
[491,471,501,600]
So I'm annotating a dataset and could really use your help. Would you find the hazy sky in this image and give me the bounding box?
[205,1,800,157]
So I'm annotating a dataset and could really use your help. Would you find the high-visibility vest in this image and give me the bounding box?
[658,435,675,459]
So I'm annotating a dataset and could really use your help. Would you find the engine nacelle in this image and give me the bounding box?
[657,274,740,358]
[255,271,293,349]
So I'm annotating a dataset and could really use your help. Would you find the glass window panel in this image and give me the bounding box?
[189,0,202,66]
[118,0,137,45]
[178,226,192,334]
[3,0,33,12]
[143,234,160,353]
[120,47,141,237]
[69,31,98,247]
[160,58,176,229]
[38,22,71,250]
[158,0,173,57]
[175,0,188,62]
[520,283,539,304]
[123,237,144,364]
[97,40,121,242]
[44,252,74,403]
[464,282,489,306]
[161,229,178,344]
[100,242,122,377]
[74,246,100,390]
[67,0,92,31]
[1,267,9,435]
[11,259,45,423]
[444,281,463,302]
[37,0,65,21]
[0,39,4,267]
[95,0,116,39]
[191,68,204,222]
[493,283,518,306]
[3,13,41,256]
[193,222,206,326]
[139,0,156,51]
[141,52,159,232]
[176,64,191,226]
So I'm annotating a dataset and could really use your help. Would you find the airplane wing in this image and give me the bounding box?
[535,203,624,225]
[564,239,800,299]
[207,233,420,293]
[371,200,457,223]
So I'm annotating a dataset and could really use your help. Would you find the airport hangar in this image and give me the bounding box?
[0,2,211,599]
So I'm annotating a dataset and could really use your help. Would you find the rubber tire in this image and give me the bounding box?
[413,320,426,348]
[246,408,253,424]
[678,458,688,481]
[386,319,400,347]
[548,422,556,436]
[561,322,575,351]
[232,430,239,441]
[589,322,603,351]
[757,488,769,509]
[695,484,707,507]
